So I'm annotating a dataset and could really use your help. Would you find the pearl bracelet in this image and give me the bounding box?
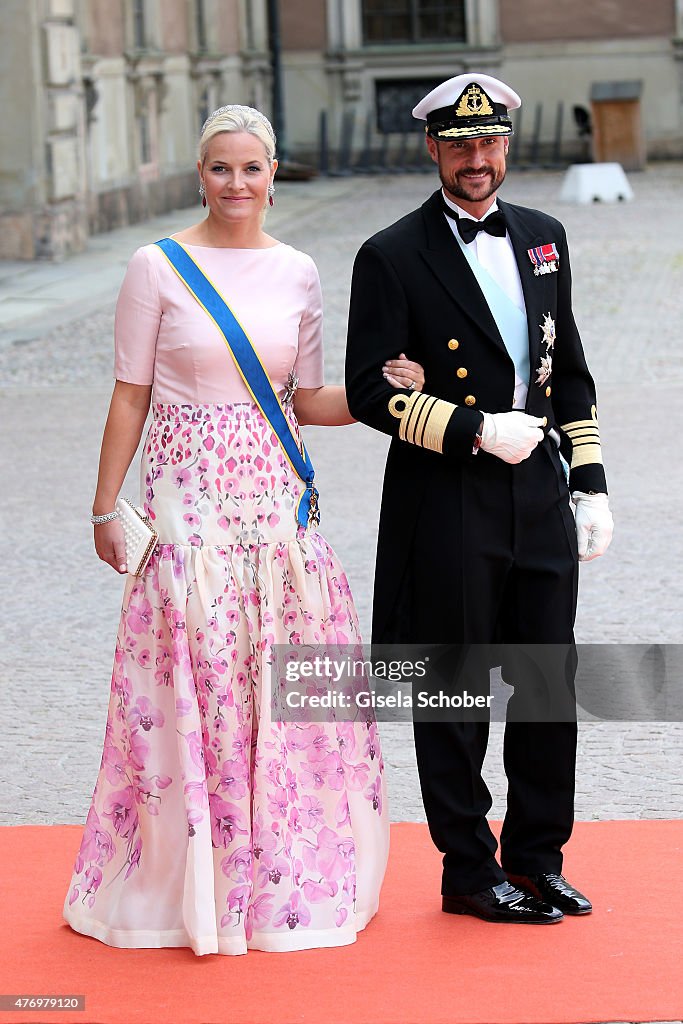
[91,510,119,524]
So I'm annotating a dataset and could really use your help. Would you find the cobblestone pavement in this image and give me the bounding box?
[1,166,682,830]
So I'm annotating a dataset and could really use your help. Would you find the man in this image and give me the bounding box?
[345,73,614,924]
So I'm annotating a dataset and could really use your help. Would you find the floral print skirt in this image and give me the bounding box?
[63,403,389,955]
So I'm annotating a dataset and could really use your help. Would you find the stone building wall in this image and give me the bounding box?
[2,0,682,260]
[278,0,683,164]
[1,0,88,260]
[499,0,682,159]
[1,0,246,260]
[500,0,676,42]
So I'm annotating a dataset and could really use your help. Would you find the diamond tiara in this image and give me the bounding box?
[200,104,276,144]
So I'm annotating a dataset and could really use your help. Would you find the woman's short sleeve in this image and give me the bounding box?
[114,246,162,385]
[294,257,325,388]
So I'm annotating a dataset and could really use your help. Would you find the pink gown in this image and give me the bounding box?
[62,241,389,955]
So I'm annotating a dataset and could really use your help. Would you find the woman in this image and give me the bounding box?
[63,104,424,956]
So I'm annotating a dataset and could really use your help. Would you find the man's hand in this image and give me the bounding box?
[480,411,545,464]
[571,491,614,561]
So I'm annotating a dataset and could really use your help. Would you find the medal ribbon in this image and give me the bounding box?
[154,237,319,529]
[528,243,559,267]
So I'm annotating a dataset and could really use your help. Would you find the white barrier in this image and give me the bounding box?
[559,163,634,204]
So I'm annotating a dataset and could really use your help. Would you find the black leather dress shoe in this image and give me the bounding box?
[442,881,563,924]
[507,873,592,915]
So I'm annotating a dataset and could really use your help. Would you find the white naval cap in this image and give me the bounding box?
[412,73,521,140]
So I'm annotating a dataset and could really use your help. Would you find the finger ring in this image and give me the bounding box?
[407,380,416,391]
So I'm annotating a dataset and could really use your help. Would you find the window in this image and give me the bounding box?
[376,77,443,133]
[362,0,466,44]
[133,0,146,49]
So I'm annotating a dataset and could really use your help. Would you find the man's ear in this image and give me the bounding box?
[503,137,510,155]
[426,134,439,164]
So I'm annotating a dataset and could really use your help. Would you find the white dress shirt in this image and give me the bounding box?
[442,190,528,409]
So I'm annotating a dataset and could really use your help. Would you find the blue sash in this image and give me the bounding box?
[154,237,319,529]
[453,231,530,389]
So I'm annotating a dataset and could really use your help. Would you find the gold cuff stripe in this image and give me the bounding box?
[400,393,427,443]
[408,395,436,445]
[390,392,431,445]
[388,392,457,454]
[564,425,600,436]
[424,400,457,453]
[566,430,600,443]
[560,416,603,468]
[415,396,438,448]
[407,394,436,447]
[561,417,600,432]
[571,443,603,469]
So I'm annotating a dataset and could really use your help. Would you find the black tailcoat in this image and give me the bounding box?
[345,189,608,890]
[345,189,606,646]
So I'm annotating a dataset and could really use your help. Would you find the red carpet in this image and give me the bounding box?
[1,821,681,1024]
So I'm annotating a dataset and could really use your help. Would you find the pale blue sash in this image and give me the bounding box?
[453,231,530,388]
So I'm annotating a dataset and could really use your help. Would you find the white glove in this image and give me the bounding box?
[480,412,545,465]
[572,491,614,561]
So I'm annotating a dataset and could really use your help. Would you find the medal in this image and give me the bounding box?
[528,243,559,276]
[535,313,556,386]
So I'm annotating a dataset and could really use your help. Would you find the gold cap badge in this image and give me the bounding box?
[456,84,494,118]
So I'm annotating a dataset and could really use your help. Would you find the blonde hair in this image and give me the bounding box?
[199,104,276,165]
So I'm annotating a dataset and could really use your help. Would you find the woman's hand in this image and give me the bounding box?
[94,518,128,574]
[293,354,425,426]
[382,353,425,392]
[91,380,151,575]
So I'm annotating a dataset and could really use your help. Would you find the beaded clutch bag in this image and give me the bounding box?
[115,497,158,576]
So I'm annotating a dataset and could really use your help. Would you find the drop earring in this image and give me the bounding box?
[199,181,207,208]
[268,183,275,208]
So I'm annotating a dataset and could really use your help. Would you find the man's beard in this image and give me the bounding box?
[439,160,507,204]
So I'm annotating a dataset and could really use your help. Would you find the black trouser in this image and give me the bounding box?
[409,439,579,895]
